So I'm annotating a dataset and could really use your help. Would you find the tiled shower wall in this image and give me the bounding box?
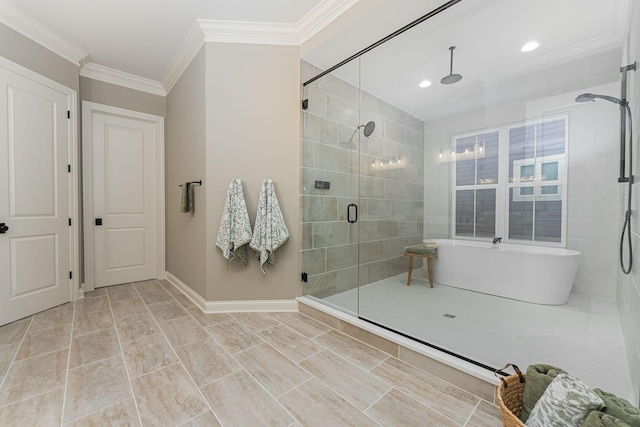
[300,61,425,299]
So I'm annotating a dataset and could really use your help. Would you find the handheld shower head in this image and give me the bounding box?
[575,93,626,106]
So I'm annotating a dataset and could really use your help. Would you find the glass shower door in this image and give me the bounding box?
[301,60,362,315]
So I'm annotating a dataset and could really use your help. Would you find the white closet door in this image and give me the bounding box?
[0,65,71,326]
[89,108,159,287]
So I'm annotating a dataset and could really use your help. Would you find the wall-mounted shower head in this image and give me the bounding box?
[575,93,626,106]
[341,121,376,147]
[362,121,376,137]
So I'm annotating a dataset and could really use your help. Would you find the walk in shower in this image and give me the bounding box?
[301,0,638,402]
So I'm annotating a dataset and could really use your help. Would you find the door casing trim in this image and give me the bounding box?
[82,101,165,292]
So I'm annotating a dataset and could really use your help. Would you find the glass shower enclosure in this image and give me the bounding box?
[300,0,635,401]
[301,53,425,326]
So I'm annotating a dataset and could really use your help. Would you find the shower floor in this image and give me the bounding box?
[322,271,635,402]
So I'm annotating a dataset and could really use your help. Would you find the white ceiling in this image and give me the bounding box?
[0,0,629,121]
[303,0,629,122]
[0,0,328,82]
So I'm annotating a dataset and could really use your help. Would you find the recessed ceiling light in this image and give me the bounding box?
[419,79,432,88]
[521,41,539,52]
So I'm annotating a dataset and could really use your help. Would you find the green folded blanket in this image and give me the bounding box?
[405,244,437,255]
[582,410,633,427]
[520,364,568,422]
[593,389,640,427]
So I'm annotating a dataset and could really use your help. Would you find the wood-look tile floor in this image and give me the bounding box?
[0,279,502,426]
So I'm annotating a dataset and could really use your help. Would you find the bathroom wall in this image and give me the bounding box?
[78,77,167,283]
[301,60,425,299]
[424,80,620,299]
[164,42,301,303]
[165,47,208,299]
[299,0,384,57]
[80,77,166,117]
[204,42,300,302]
[0,23,79,91]
[619,0,640,405]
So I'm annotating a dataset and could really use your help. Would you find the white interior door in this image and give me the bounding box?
[85,103,163,288]
[0,63,73,326]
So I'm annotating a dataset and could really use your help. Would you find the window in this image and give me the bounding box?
[453,131,499,238]
[512,155,564,201]
[451,115,568,245]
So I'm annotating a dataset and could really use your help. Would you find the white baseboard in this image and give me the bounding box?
[164,272,208,311]
[165,271,297,313]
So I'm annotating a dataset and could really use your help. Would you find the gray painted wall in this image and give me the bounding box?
[165,47,208,299]
[80,77,166,117]
[204,42,301,302]
[165,42,301,302]
[0,23,79,91]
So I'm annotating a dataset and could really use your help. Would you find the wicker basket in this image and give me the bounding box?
[495,364,527,427]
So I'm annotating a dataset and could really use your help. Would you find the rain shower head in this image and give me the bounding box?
[575,93,626,106]
[441,46,462,85]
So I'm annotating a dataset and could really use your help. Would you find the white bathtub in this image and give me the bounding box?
[429,239,581,305]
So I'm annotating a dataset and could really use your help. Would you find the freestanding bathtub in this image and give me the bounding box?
[428,239,581,305]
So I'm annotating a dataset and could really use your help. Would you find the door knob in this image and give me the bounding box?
[0,223,8,233]
[95,218,102,226]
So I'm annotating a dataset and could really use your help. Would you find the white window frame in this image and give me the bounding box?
[450,128,500,239]
[450,113,568,247]
[512,154,565,202]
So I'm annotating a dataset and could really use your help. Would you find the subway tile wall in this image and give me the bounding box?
[300,61,425,300]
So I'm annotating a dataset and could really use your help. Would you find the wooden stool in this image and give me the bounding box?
[404,244,438,288]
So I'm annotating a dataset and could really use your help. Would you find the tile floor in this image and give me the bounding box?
[0,279,502,426]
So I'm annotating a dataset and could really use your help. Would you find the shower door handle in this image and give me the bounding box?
[347,203,358,223]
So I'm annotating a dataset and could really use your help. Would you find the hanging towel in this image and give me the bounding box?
[216,179,253,266]
[180,182,195,213]
[250,179,289,273]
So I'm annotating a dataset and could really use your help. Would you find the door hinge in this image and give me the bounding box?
[68,218,71,226]
[67,164,71,173]
[301,272,308,282]
[69,271,73,279]
[301,99,308,110]
[67,110,70,119]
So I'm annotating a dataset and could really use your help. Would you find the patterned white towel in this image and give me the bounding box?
[216,179,253,266]
[250,179,289,273]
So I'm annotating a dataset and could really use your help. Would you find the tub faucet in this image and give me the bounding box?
[492,237,502,244]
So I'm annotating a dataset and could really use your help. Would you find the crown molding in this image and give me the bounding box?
[161,19,206,94]
[200,19,300,45]
[297,0,359,44]
[81,62,166,97]
[162,0,358,94]
[0,0,87,66]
